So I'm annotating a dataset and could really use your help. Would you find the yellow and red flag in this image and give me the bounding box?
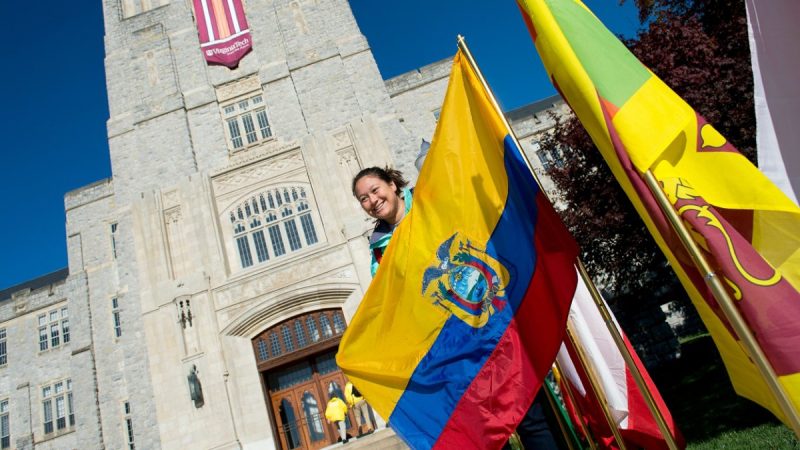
[517,0,800,424]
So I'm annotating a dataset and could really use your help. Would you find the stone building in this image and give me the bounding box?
[0,1,567,449]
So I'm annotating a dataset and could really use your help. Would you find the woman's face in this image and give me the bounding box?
[354,175,404,224]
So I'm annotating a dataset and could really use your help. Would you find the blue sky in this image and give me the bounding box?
[0,0,639,290]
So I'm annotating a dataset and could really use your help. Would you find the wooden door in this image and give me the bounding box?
[271,388,303,450]
[293,382,330,449]
[318,372,359,437]
[271,380,332,450]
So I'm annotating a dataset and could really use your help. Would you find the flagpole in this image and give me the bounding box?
[542,379,580,450]
[553,362,599,450]
[455,34,681,450]
[565,323,628,450]
[575,260,680,450]
[643,170,800,437]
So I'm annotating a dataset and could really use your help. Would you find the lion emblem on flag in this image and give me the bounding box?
[422,233,510,328]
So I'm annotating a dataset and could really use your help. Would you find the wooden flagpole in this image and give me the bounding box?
[643,170,800,438]
[455,34,680,450]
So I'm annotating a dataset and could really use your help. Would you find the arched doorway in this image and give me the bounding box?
[253,309,362,449]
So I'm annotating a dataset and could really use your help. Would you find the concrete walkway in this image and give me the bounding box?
[320,427,408,450]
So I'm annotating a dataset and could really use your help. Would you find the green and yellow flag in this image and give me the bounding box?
[517,0,800,424]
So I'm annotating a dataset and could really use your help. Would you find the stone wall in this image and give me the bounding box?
[0,273,78,450]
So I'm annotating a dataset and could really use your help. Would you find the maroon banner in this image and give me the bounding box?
[191,0,252,68]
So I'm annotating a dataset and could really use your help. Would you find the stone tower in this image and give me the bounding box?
[70,0,417,448]
[0,1,572,449]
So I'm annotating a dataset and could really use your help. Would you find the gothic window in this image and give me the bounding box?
[301,392,325,441]
[124,402,135,450]
[257,340,269,361]
[282,327,295,352]
[0,399,8,449]
[0,329,6,366]
[268,225,286,257]
[112,298,122,338]
[252,310,346,364]
[332,312,345,335]
[228,185,322,270]
[221,94,273,152]
[294,322,306,347]
[285,220,302,251]
[110,223,119,259]
[533,141,565,171]
[316,352,338,375]
[270,333,281,357]
[42,379,73,435]
[306,317,320,342]
[61,308,70,344]
[552,147,566,168]
[38,308,69,352]
[319,316,333,339]
[279,399,301,448]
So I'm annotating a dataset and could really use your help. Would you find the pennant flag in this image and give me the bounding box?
[517,0,800,425]
[191,0,252,68]
[336,50,579,450]
[557,276,684,449]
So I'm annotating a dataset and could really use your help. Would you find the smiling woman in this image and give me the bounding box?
[351,166,413,276]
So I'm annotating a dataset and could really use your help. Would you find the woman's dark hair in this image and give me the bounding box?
[352,166,409,196]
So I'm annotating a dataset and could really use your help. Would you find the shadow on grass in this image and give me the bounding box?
[651,334,783,443]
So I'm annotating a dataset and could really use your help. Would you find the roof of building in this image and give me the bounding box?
[505,94,564,122]
[0,268,69,302]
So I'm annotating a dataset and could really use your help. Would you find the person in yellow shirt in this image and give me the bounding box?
[345,381,375,437]
[325,396,349,444]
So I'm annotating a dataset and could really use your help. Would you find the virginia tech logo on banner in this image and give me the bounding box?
[191,0,252,68]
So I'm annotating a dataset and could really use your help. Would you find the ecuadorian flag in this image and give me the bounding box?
[336,51,579,449]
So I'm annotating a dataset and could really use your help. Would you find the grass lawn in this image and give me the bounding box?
[688,422,798,449]
[651,335,798,449]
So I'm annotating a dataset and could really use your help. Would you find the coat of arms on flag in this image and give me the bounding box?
[422,232,509,328]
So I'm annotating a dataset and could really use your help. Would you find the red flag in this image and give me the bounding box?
[557,278,684,449]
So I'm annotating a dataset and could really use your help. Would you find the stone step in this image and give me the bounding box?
[321,428,408,450]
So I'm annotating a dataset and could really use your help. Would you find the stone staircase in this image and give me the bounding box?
[321,428,408,450]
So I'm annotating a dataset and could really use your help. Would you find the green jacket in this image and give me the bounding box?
[368,188,413,276]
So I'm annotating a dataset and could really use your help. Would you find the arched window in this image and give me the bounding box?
[257,340,269,361]
[302,392,325,441]
[279,399,301,448]
[332,312,345,334]
[229,185,322,270]
[270,332,281,357]
[306,317,320,342]
[320,316,333,339]
[294,322,306,347]
[282,326,295,352]
[252,310,347,365]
